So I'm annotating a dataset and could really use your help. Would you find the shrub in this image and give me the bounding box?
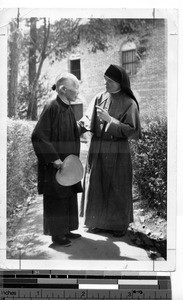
[7,119,37,232]
[17,76,49,119]
[131,117,167,218]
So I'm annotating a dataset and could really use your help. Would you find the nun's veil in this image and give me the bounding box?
[105,64,139,110]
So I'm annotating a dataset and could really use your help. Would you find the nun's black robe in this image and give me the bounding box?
[31,96,82,236]
[78,90,141,232]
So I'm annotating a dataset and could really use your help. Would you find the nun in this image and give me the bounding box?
[78,64,141,237]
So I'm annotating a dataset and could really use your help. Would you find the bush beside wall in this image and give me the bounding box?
[131,117,167,219]
[7,119,37,233]
[7,116,167,236]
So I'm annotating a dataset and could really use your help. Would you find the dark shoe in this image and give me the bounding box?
[52,236,72,246]
[112,230,126,237]
[87,227,103,234]
[65,232,81,240]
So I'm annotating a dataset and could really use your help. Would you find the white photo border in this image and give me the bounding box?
[0,8,178,272]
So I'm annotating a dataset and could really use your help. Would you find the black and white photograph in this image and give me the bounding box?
[0,7,178,271]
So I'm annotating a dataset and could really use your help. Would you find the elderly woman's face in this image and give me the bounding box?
[59,78,79,102]
[65,81,79,102]
[104,76,121,93]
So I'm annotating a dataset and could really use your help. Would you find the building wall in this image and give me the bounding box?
[41,20,167,121]
[131,19,167,122]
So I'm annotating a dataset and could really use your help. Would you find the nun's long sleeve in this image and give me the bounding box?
[105,101,141,140]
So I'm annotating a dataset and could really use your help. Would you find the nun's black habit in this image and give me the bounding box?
[78,65,141,233]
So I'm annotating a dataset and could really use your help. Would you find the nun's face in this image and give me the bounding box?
[104,76,121,93]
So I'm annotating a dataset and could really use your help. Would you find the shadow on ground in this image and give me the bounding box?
[6,194,165,261]
[48,235,137,261]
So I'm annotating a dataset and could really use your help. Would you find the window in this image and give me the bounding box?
[70,59,81,80]
[121,42,137,75]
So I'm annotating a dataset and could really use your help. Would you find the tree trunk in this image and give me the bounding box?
[8,12,20,118]
[27,18,50,120]
[27,18,38,120]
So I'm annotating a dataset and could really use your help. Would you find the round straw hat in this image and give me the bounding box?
[56,155,83,186]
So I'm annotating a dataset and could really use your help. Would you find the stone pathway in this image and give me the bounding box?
[7,195,154,262]
[6,141,165,264]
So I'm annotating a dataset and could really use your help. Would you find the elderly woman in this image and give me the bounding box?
[32,73,82,246]
[78,64,141,237]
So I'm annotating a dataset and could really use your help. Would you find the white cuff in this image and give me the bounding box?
[105,117,112,132]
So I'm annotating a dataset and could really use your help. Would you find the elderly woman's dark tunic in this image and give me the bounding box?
[31,96,81,236]
[79,91,141,232]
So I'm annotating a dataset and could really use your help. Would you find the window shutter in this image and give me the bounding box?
[121,41,137,75]
[70,59,81,80]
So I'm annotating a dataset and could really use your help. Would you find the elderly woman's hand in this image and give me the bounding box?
[96,106,111,123]
[53,159,63,169]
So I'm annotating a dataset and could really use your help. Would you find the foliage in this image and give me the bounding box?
[131,117,167,218]
[17,75,49,119]
[47,18,80,63]
[78,18,154,54]
[7,119,37,233]
[78,19,112,53]
[9,17,155,120]
[110,18,154,35]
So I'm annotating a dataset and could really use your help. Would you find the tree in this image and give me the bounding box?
[24,18,125,119]
[8,9,21,118]
[14,17,154,120]
[27,17,38,120]
[27,18,50,120]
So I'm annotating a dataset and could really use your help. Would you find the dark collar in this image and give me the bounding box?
[56,95,70,108]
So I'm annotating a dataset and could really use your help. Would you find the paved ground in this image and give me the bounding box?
[7,195,153,262]
[7,142,165,262]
